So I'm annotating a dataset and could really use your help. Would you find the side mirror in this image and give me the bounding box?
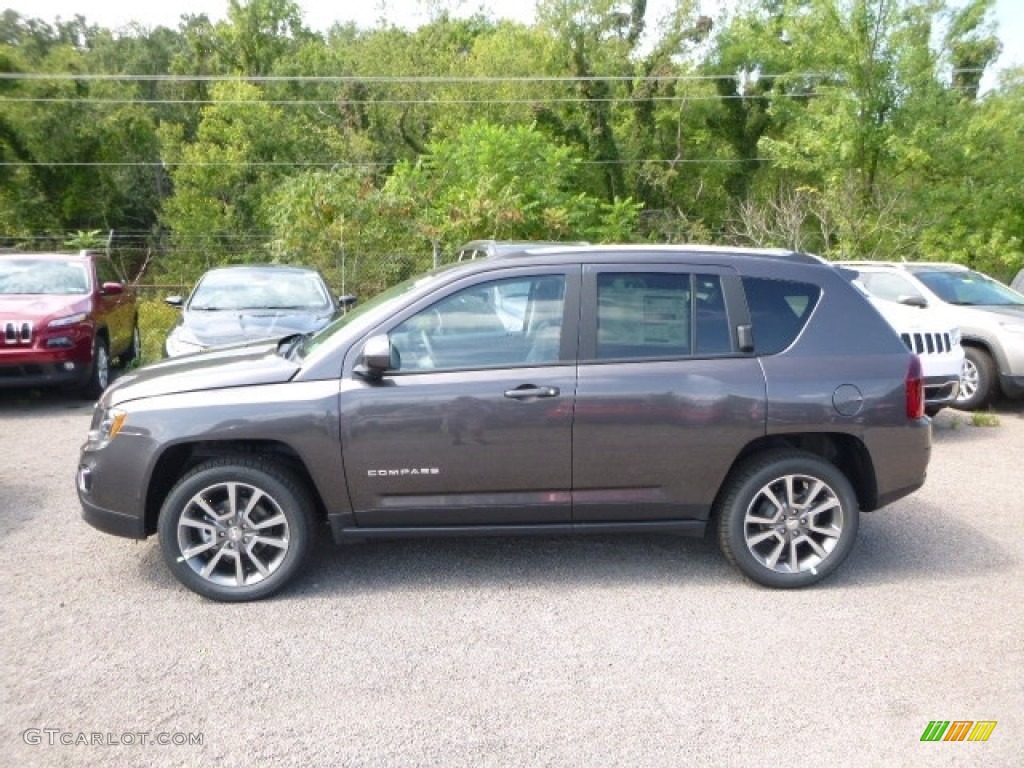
[100,282,124,296]
[338,294,358,314]
[165,295,184,308]
[354,334,393,380]
[897,295,927,308]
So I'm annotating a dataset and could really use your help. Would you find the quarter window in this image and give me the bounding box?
[742,277,821,355]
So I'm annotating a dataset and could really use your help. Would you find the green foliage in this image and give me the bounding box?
[0,0,1019,295]
[381,120,642,252]
[970,410,1000,428]
[137,298,180,364]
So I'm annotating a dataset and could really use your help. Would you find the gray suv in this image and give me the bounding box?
[78,245,932,601]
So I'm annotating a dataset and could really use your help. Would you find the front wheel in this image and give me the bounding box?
[716,451,860,588]
[157,457,315,602]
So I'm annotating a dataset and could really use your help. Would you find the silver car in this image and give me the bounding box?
[840,261,1024,409]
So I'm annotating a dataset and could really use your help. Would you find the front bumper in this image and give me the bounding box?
[0,360,90,389]
[999,373,1024,399]
[923,374,960,406]
[77,427,157,539]
[79,492,148,539]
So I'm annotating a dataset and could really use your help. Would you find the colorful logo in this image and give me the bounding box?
[920,721,997,742]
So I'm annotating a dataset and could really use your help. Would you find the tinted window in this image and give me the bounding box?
[593,272,732,360]
[390,275,566,371]
[95,258,121,286]
[596,272,690,359]
[742,277,821,355]
[694,274,732,355]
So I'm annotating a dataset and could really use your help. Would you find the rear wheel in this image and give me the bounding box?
[157,457,315,602]
[716,450,859,588]
[120,321,141,366]
[956,346,997,410]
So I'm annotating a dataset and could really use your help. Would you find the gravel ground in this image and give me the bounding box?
[1,390,1021,767]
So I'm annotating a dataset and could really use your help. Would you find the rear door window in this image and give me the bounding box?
[585,271,732,361]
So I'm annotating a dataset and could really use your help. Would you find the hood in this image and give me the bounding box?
[868,298,958,334]
[0,294,89,322]
[943,303,1024,332]
[173,308,332,348]
[104,340,300,406]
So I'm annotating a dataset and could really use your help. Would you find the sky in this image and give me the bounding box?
[3,0,1023,80]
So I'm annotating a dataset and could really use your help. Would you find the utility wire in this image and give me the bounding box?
[0,72,842,83]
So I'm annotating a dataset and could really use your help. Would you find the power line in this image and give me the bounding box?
[0,72,842,83]
[0,92,829,106]
[0,158,764,167]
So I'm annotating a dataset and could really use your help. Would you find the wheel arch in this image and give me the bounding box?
[961,337,1004,371]
[143,439,327,535]
[715,432,878,514]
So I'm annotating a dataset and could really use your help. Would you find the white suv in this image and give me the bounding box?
[845,273,963,415]
[840,261,1024,410]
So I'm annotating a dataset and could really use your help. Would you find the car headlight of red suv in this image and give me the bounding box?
[48,312,90,329]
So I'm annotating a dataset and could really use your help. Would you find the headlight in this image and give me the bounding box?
[87,407,127,447]
[48,312,90,329]
[950,327,961,346]
[165,329,204,357]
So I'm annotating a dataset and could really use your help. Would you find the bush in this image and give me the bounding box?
[138,299,180,364]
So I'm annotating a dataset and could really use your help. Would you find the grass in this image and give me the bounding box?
[137,299,180,365]
[970,410,1001,428]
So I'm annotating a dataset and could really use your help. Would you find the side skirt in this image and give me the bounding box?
[328,517,707,543]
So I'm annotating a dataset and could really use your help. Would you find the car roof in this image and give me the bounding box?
[0,250,99,262]
[457,240,591,260]
[453,242,825,268]
[200,264,322,275]
[838,260,970,273]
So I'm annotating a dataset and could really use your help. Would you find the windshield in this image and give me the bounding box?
[0,259,90,295]
[189,269,332,311]
[913,269,1024,307]
[298,267,457,358]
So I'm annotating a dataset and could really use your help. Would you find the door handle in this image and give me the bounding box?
[504,385,560,400]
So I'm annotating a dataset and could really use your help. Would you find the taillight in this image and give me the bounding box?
[906,355,924,419]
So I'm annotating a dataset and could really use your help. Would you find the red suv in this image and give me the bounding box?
[0,251,139,398]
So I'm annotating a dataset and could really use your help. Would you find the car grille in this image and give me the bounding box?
[3,321,33,344]
[900,332,952,355]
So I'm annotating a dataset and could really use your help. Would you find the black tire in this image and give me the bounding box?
[80,335,110,400]
[716,450,860,588]
[120,321,141,366]
[955,346,997,410]
[157,457,316,602]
